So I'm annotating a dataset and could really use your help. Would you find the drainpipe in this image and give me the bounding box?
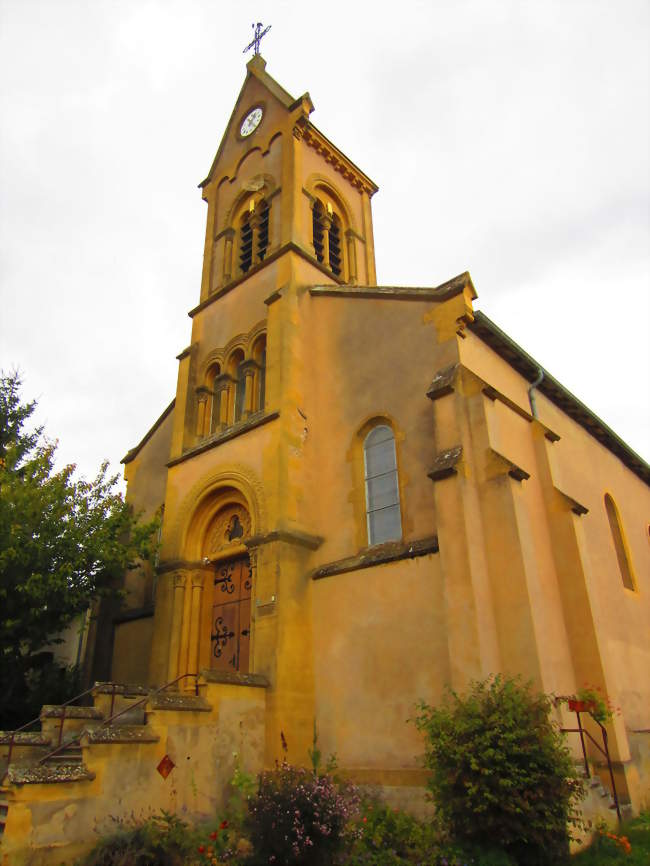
[528,367,544,419]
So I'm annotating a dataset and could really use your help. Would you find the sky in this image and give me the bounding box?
[1,0,648,489]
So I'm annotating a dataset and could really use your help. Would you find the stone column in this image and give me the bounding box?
[187,571,206,681]
[320,213,332,269]
[213,373,233,430]
[345,230,357,283]
[196,389,209,438]
[167,572,187,684]
[222,228,235,284]
[240,359,260,417]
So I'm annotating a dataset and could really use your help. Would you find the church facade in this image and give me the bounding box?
[3,55,649,862]
[109,54,650,809]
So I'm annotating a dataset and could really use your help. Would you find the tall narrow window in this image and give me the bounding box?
[257,201,270,262]
[364,425,402,545]
[312,200,325,263]
[239,213,253,273]
[329,214,342,276]
[604,494,637,591]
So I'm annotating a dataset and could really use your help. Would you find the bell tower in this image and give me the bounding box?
[195,54,378,307]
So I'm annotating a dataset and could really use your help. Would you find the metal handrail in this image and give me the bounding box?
[3,682,100,768]
[37,673,200,765]
[562,709,622,823]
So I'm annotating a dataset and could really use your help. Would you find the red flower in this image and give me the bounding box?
[209,831,218,840]
[198,845,205,853]
[362,817,367,823]
[219,820,229,829]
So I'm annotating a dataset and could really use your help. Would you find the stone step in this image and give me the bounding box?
[0,732,51,747]
[149,693,211,712]
[41,706,103,721]
[86,725,159,745]
[7,763,95,785]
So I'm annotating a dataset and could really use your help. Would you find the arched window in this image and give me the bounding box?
[252,335,267,412]
[604,494,637,591]
[312,197,344,278]
[364,425,402,545]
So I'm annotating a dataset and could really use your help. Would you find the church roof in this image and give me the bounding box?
[469,312,650,486]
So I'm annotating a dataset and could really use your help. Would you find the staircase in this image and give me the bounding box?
[0,671,267,865]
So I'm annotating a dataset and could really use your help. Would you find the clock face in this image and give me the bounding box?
[240,107,263,137]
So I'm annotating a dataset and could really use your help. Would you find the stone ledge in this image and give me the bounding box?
[201,670,269,689]
[149,694,212,712]
[167,411,279,468]
[85,726,159,744]
[311,536,439,581]
[428,445,463,481]
[93,682,150,697]
[7,764,95,785]
[0,732,51,746]
[41,706,103,720]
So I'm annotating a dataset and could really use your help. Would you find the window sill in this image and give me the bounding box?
[167,410,279,468]
[311,535,439,581]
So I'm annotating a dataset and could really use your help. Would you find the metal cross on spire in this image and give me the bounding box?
[243,22,271,57]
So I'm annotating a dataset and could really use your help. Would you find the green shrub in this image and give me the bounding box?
[79,811,206,866]
[414,675,584,866]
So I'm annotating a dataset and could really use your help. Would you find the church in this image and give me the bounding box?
[2,52,649,863]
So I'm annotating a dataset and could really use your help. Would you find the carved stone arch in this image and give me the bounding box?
[223,334,248,365]
[166,464,267,562]
[201,349,225,384]
[246,319,268,357]
[304,173,357,233]
[224,173,278,229]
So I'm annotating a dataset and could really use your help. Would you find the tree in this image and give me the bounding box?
[0,371,157,727]
[414,675,585,866]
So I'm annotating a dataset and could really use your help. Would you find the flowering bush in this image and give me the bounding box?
[245,761,359,865]
[555,684,621,725]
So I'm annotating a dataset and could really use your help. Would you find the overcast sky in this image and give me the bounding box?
[1,0,648,489]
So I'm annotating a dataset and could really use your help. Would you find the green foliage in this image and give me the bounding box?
[414,675,584,866]
[0,371,159,728]
[344,802,442,865]
[344,803,516,866]
[79,811,195,866]
[571,813,650,865]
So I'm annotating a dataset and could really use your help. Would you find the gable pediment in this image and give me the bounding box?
[199,55,313,191]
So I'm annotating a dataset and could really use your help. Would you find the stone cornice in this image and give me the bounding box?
[245,528,323,551]
[311,535,439,581]
[189,242,344,318]
[293,118,378,196]
[166,410,279,468]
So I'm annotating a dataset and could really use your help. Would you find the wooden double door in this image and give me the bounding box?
[210,555,251,673]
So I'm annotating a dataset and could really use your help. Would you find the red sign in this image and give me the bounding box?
[156,754,175,779]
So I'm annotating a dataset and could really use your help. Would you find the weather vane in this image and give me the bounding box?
[243,22,271,57]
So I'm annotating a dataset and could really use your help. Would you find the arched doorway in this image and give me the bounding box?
[202,502,253,674]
